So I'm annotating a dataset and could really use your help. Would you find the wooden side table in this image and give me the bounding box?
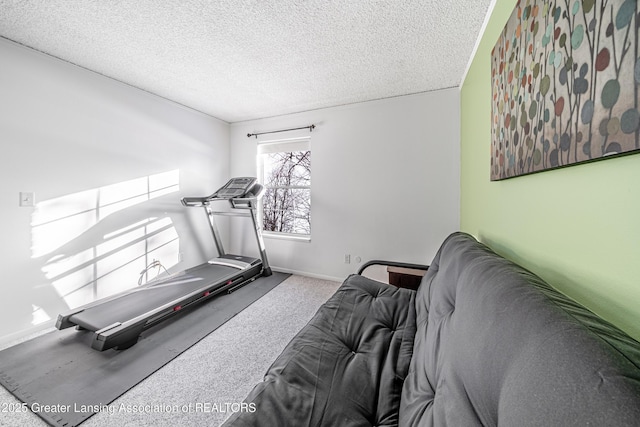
[387,266,426,291]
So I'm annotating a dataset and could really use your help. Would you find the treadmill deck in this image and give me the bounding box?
[69,263,240,331]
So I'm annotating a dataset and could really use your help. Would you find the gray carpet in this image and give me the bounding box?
[0,275,341,427]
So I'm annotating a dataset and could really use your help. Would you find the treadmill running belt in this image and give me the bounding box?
[69,264,238,331]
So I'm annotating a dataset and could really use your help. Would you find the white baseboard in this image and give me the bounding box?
[272,266,344,283]
[0,321,56,351]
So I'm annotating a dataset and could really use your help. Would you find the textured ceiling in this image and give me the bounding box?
[0,0,492,123]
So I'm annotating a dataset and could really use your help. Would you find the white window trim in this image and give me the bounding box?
[263,231,311,242]
[257,137,311,238]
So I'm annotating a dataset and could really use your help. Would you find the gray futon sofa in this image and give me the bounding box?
[224,232,640,426]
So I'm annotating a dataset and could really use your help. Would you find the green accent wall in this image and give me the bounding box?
[460,0,640,341]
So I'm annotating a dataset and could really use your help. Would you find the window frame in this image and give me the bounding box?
[257,137,311,241]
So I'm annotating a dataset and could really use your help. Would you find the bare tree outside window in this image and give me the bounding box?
[261,150,311,235]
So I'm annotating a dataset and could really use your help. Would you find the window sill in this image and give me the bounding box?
[263,232,311,243]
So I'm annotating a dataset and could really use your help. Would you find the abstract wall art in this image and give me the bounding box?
[491,0,640,180]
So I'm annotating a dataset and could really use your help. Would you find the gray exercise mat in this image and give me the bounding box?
[0,272,289,427]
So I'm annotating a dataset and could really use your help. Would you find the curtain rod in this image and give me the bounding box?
[247,124,315,138]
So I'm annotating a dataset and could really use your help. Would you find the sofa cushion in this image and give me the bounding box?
[400,232,640,426]
[225,273,416,426]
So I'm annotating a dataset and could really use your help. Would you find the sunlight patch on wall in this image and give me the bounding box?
[30,170,181,322]
[32,305,50,325]
[31,170,179,258]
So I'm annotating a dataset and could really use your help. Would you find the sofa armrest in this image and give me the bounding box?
[357,260,429,275]
[358,260,429,291]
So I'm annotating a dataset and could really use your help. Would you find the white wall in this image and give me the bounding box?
[229,89,460,280]
[0,39,230,346]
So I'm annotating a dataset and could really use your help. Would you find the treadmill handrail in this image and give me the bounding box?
[181,196,212,207]
[230,182,265,209]
[181,178,264,208]
[181,194,253,207]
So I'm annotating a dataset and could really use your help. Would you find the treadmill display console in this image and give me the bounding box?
[214,177,257,199]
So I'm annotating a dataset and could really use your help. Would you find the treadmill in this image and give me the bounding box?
[56,177,272,351]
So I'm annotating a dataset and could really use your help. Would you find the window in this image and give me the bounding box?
[257,138,311,238]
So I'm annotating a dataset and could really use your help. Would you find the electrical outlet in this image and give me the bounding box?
[344,254,351,264]
[178,252,184,262]
[19,192,35,207]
